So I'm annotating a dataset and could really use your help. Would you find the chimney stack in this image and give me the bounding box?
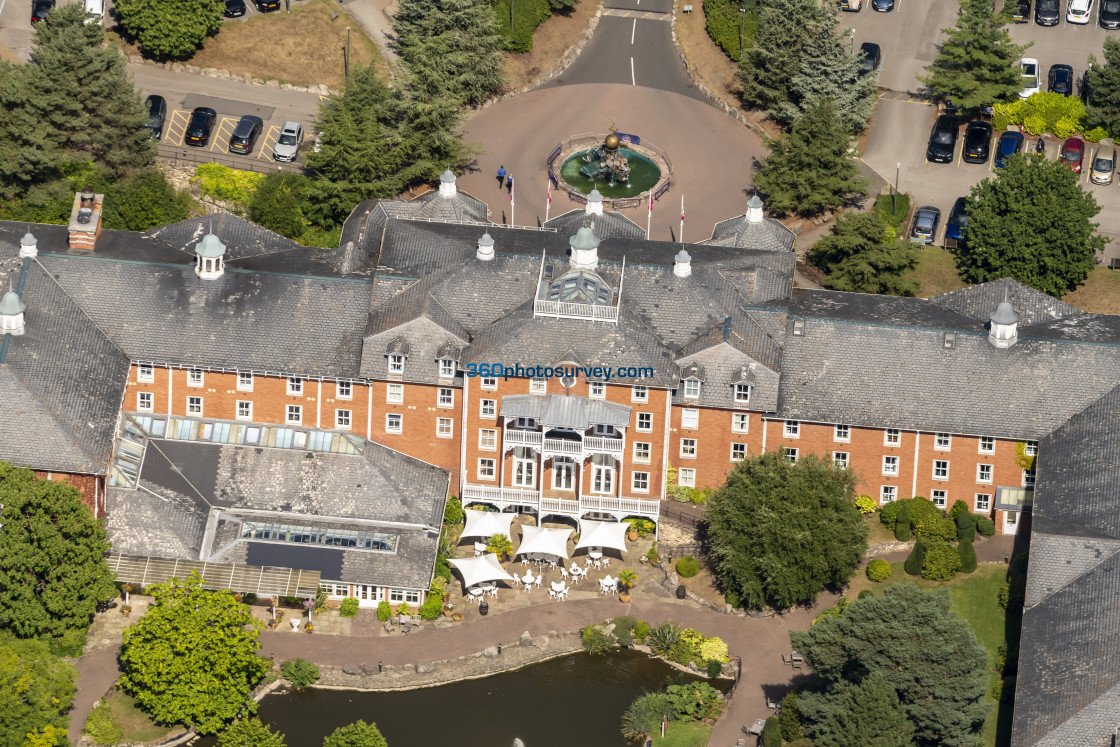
[673,249,692,278]
[438,169,457,199]
[68,188,104,250]
[585,189,604,216]
[477,232,495,261]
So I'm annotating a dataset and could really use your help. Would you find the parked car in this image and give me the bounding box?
[144,95,166,141]
[1068,0,1093,23]
[927,115,958,163]
[273,121,303,162]
[1090,141,1116,185]
[1048,64,1074,96]
[1011,0,1031,21]
[1035,0,1060,24]
[946,197,970,241]
[1061,137,1086,173]
[858,43,882,77]
[256,0,281,10]
[185,107,217,147]
[1102,0,1120,27]
[838,0,862,11]
[31,0,53,23]
[911,206,942,245]
[228,115,264,155]
[963,121,994,164]
[224,0,247,17]
[82,0,103,24]
[995,130,1024,168]
[1020,58,1040,99]
[871,0,894,10]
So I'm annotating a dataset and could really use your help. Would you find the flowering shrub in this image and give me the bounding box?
[855,495,877,515]
[698,636,729,663]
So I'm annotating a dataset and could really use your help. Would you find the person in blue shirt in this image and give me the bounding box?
[497,165,506,188]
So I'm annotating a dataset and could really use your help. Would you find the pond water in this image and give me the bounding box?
[560,149,662,198]
[194,650,726,747]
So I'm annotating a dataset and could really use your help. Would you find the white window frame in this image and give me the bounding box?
[137,392,153,412]
[335,409,352,430]
[734,383,751,404]
[529,377,547,394]
[833,451,850,469]
[481,377,497,391]
[1024,440,1039,456]
[885,429,901,446]
[187,396,203,416]
[478,458,496,481]
[680,439,697,459]
[683,380,701,400]
[730,443,747,462]
[589,382,605,399]
[931,490,947,508]
[513,455,536,488]
[632,385,649,403]
[880,485,897,503]
[438,359,456,378]
[236,400,252,421]
[784,420,800,438]
[631,471,650,493]
[515,417,536,429]
[336,380,352,400]
[732,413,749,433]
[1023,469,1036,488]
[593,424,616,437]
[633,442,651,463]
[882,456,900,476]
[237,371,253,391]
[784,447,799,463]
[553,458,575,491]
[977,464,993,484]
[436,417,453,438]
[480,399,497,419]
[678,468,696,487]
[388,354,405,375]
[834,424,850,442]
[187,369,204,388]
[979,436,995,455]
[591,464,615,494]
[479,429,497,450]
[286,405,302,425]
[933,460,949,480]
[138,364,154,383]
[636,413,652,433]
[389,589,421,604]
[975,493,991,512]
[387,383,404,405]
[287,377,303,396]
[386,414,402,434]
[681,408,699,429]
[438,388,454,408]
[935,433,952,451]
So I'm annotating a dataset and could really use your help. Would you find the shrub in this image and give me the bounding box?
[958,538,978,573]
[443,497,464,525]
[418,594,442,621]
[956,510,976,543]
[921,541,962,581]
[998,583,1010,609]
[704,0,758,59]
[992,676,1016,703]
[625,518,656,538]
[83,702,123,746]
[904,540,926,576]
[376,601,392,621]
[866,558,891,582]
[647,621,681,656]
[633,620,650,642]
[879,499,905,528]
[854,494,877,515]
[486,533,514,560]
[975,514,996,537]
[779,691,804,742]
[46,628,88,658]
[248,171,308,239]
[397,602,411,615]
[915,514,957,544]
[699,636,729,663]
[994,92,1088,135]
[706,659,724,678]
[612,616,638,646]
[763,716,782,747]
[192,163,263,206]
[894,502,912,542]
[339,598,360,617]
[620,692,675,740]
[725,589,741,609]
[679,628,706,663]
[676,555,700,578]
[858,589,873,600]
[667,681,725,721]
[581,625,615,655]
[1085,126,1110,142]
[948,499,970,520]
[873,192,910,232]
[281,659,320,691]
[668,639,695,665]
[907,496,943,527]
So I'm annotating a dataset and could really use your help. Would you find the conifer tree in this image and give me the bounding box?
[811,672,915,747]
[809,212,919,296]
[1087,38,1120,136]
[740,0,819,117]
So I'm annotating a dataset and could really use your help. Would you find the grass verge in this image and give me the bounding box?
[85,689,176,745]
[651,721,712,747]
[1063,264,1120,313]
[907,245,968,297]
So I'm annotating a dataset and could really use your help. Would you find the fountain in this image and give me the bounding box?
[578,133,632,186]
[557,130,666,199]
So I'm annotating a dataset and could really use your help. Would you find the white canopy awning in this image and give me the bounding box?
[575,519,629,554]
[515,525,572,560]
[448,554,515,589]
[461,510,516,540]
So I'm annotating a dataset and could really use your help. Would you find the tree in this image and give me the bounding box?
[779,1,876,133]
[753,98,867,218]
[1087,38,1120,136]
[0,633,76,747]
[217,717,286,747]
[118,572,269,735]
[705,452,868,610]
[958,155,1106,296]
[27,4,155,175]
[0,463,116,638]
[322,720,389,747]
[809,212,920,295]
[740,0,820,117]
[106,168,191,231]
[791,584,989,746]
[958,538,978,573]
[114,0,224,59]
[809,672,914,747]
[249,172,308,239]
[894,503,912,542]
[918,0,1029,111]
[904,540,925,575]
[0,63,67,201]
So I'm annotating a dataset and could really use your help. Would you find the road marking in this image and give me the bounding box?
[210,116,238,152]
[630,56,635,85]
[258,125,281,160]
[957,140,963,168]
[165,110,190,147]
[631,18,636,43]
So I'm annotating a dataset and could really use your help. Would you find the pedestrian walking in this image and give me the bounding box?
[507,173,514,193]
[497,165,506,189]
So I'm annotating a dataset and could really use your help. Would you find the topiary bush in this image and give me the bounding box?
[975,514,996,537]
[904,540,926,576]
[956,511,976,543]
[948,499,970,520]
[894,502,912,542]
[339,598,360,617]
[707,659,724,678]
[879,499,905,527]
[779,691,804,741]
[676,555,700,578]
[866,558,891,582]
[633,620,650,642]
[763,716,782,747]
[855,495,877,515]
[376,601,392,621]
[907,496,943,528]
[915,514,957,544]
[958,538,978,573]
[921,541,962,581]
[282,658,320,691]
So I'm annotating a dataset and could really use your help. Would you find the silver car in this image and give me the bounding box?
[1091,141,1116,185]
[273,121,303,163]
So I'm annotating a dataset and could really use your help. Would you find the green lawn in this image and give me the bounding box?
[864,514,899,547]
[105,690,176,743]
[907,245,968,297]
[650,721,711,747]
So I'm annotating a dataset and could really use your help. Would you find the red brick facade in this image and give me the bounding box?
[33,470,104,517]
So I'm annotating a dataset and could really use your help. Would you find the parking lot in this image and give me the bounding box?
[847,0,1120,256]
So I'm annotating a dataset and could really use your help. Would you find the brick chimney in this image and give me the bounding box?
[68,188,104,250]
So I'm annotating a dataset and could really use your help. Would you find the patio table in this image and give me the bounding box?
[588,548,603,560]
[747,719,766,736]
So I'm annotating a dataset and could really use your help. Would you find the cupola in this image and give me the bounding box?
[18,232,37,258]
[747,194,764,224]
[438,169,457,198]
[989,291,1019,348]
[477,232,495,261]
[585,188,604,216]
[0,289,26,336]
[194,233,227,279]
[569,225,600,271]
[673,249,692,278]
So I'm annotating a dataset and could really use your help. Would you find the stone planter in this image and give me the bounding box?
[627,531,639,542]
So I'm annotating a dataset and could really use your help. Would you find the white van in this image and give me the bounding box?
[83,0,104,24]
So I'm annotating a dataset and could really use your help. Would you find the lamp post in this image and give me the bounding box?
[849,28,855,56]
[739,7,746,63]
[893,161,900,217]
[344,26,350,79]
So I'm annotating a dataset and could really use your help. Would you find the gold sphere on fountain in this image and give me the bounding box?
[604,133,621,151]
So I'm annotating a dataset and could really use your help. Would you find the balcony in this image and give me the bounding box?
[543,437,583,456]
[585,435,625,456]
[541,496,580,514]
[461,484,540,507]
[504,429,543,447]
[580,494,660,518]
[533,300,619,323]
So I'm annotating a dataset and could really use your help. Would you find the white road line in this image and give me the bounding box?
[630,56,636,85]
[631,18,636,44]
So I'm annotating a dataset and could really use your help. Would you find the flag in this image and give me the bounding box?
[547,181,552,205]
[510,180,515,204]
[680,195,685,223]
[648,191,653,213]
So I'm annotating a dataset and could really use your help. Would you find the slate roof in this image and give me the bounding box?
[544,209,646,240]
[106,436,449,590]
[500,394,632,429]
[930,278,1084,328]
[704,213,797,253]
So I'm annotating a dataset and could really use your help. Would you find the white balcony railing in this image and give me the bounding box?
[534,300,620,322]
[584,436,625,455]
[504,430,543,447]
[543,437,583,456]
[461,484,540,506]
[580,495,660,518]
[540,497,580,514]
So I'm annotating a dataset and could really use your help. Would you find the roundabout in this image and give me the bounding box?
[551,130,673,205]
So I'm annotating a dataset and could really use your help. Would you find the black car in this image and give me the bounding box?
[963,121,993,164]
[144,95,166,140]
[858,42,882,76]
[1049,64,1074,96]
[224,0,246,16]
[228,115,264,154]
[256,0,281,11]
[946,197,970,242]
[31,0,53,23]
[185,107,217,147]
[927,115,958,163]
[1102,0,1120,28]
[1011,0,1030,21]
[1035,0,1060,24]
[871,0,894,10]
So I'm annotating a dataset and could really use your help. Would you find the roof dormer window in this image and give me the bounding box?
[438,359,456,378]
[734,383,752,404]
[388,354,405,375]
[684,379,701,399]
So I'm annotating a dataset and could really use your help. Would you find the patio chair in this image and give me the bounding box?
[602,557,611,566]
[535,574,543,588]
[400,615,412,635]
[560,567,568,580]
[767,697,778,711]
[781,653,791,664]
[792,660,802,669]
[549,589,557,600]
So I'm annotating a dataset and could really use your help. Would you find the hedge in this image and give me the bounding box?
[419,593,443,620]
[991,91,1108,140]
[492,0,557,53]
[704,0,758,61]
[192,163,263,205]
[921,541,961,581]
[676,555,700,578]
[866,558,891,582]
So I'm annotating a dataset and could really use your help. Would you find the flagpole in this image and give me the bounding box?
[511,182,516,227]
[679,194,684,243]
[646,191,653,240]
[545,178,551,224]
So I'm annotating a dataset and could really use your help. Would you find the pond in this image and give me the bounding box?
[194,650,728,747]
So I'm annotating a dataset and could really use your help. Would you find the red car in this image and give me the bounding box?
[1061,137,1085,173]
